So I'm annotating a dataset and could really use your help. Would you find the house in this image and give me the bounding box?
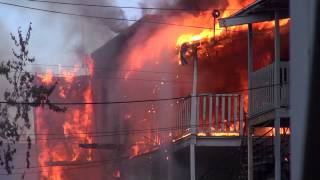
[219,0,290,180]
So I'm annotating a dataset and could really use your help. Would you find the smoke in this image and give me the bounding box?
[138,0,232,16]
[0,0,129,73]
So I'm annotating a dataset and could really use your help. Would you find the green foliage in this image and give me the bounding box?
[0,23,66,175]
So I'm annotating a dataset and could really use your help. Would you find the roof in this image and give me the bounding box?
[219,0,289,27]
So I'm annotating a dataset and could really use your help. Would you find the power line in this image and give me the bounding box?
[29,63,193,75]
[24,0,242,12]
[0,1,285,32]
[35,71,194,84]
[0,82,288,106]
[0,95,187,105]
[31,124,190,136]
[25,125,193,141]
[0,1,213,30]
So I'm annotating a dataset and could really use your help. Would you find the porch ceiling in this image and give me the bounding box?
[218,0,289,27]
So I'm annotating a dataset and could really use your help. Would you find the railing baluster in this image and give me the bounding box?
[233,96,238,132]
[187,98,192,131]
[178,100,181,136]
[209,95,213,132]
[215,96,219,131]
[221,96,225,132]
[197,96,200,133]
[240,95,244,136]
[184,98,187,134]
[203,96,207,132]
[271,65,274,106]
[267,65,270,109]
[181,99,185,136]
[252,73,255,115]
[176,100,178,137]
[228,95,231,131]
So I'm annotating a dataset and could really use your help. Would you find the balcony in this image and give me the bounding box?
[173,93,245,141]
[250,61,289,116]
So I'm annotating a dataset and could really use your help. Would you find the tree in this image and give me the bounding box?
[0,23,66,176]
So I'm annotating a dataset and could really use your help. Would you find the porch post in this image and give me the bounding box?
[274,10,281,108]
[190,46,198,180]
[247,23,254,180]
[275,117,281,180]
[274,10,281,180]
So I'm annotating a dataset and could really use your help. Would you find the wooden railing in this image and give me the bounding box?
[251,62,289,116]
[174,94,245,140]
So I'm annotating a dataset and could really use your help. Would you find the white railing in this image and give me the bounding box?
[174,94,245,139]
[251,62,289,116]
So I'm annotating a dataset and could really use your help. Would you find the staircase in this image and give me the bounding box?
[239,130,290,180]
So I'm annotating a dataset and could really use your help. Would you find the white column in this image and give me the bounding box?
[248,23,254,115]
[190,48,198,134]
[190,138,196,180]
[274,10,281,180]
[190,46,198,180]
[247,24,253,180]
[248,126,253,180]
[274,11,281,109]
[247,23,254,180]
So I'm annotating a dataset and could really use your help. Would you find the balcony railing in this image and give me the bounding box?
[174,93,245,140]
[251,62,289,116]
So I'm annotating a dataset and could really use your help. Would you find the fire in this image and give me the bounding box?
[61,64,81,83]
[33,0,291,178]
[175,0,289,63]
[210,132,240,136]
[113,169,121,178]
[175,0,254,48]
[39,69,53,85]
[130,145,140,159]
[197,131,240,137]
[254,127,291,136]
[58,86,66,98]
[176,29,214,46]
[85,55,95,77]
[36,55,95,179]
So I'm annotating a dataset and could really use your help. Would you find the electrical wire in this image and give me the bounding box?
[0,82,288,106]
[29,63,194,75]
[0,1,288,31]
[35,72,194,84]
[24,0,243,12]
[0,1,214,30]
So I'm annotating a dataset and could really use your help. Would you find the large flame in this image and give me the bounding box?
[36,56,95,180]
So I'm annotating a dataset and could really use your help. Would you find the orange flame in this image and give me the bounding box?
[36,56,95,179]
[39,69,53,85]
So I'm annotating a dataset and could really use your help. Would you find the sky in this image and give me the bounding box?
[0,0,143,73]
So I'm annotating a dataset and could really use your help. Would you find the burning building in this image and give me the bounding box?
[32,0,290,179]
